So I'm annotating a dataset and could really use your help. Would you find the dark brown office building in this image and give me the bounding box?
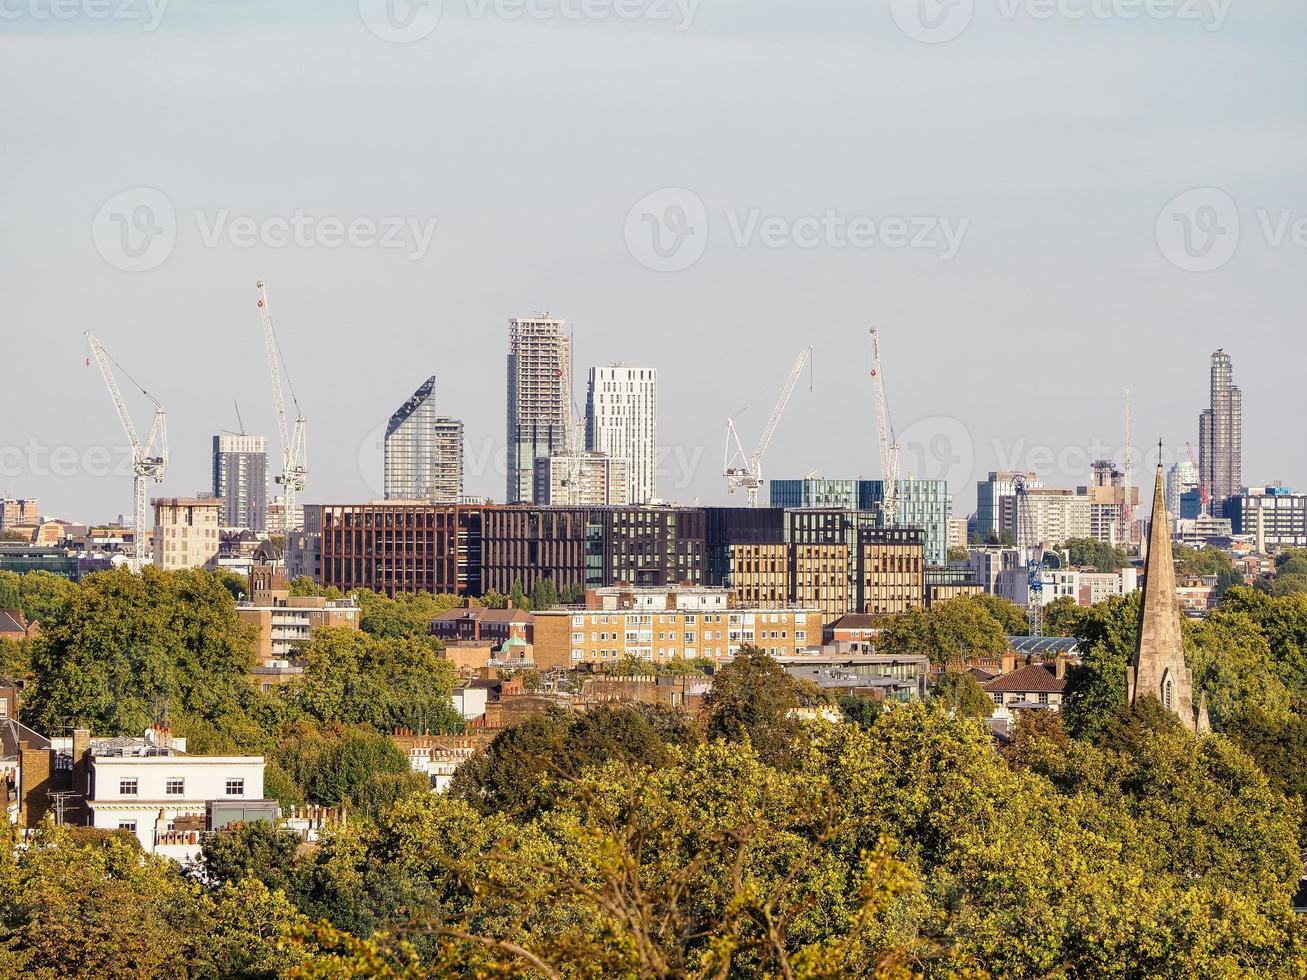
[479,506,706,595]
[318,503,483,597]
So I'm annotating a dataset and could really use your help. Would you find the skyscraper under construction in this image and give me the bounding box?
[506,315,572,504]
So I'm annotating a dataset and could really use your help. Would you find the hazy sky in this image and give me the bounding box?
[3,0,1304,523]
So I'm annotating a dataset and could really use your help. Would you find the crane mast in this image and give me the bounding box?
[1014,474,1045,636]
[868,329,901,526]
[257,281,307,531]
[86,332,167,572]
[724,346,812,508]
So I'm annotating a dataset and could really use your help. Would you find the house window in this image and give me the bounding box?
[119,778,138,796]
[1038,693,1049,706]
[225,778,245,796]
[118,821,137,833]
[165,778,185,796]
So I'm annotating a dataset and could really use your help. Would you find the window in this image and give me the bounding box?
[225,778,246,796]
[165,777,185,796]
[118,821,137,833]
[119,777,138,796]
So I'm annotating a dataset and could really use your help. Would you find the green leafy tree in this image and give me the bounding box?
[836,692,884,729]
[529,577,558,611]
[929,669,995,720]
[1185,610,1292,728]
[1062,537,1129,572]
[22,567,267,744]
[507,578,529,611]
[1174,544,1233,577]
[877,596,1010,670]
[450,704,698,818]
[702,647,806,766]
[970,592,1029,634]
[1041,595,1084,637]
[275,723,428,814]
[355,591,464,640]
[287,577,343,599]
[291,627,462,734]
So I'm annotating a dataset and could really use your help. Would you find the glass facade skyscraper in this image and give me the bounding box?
[384,376,464,504]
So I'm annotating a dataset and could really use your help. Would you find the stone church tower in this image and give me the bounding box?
[1126,454,1210,733]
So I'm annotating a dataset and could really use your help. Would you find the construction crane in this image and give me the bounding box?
[256,281,307,531]
[1013,474,1046,637]
[724,346,812,507]
[85,332,167,573]
[869,329,902,526]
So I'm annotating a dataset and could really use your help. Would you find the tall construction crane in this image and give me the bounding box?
[257,281,307,531]
[724,346,812,507]
[1013,474,1046,636]
[869,328,902,526]
[85,332,167,572]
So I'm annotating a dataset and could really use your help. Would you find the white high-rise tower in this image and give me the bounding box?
[586,363,657,504]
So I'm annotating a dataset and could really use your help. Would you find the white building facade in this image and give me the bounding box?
[86,753,266,857]
[586,364,657,504]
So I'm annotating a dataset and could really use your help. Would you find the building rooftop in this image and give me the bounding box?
[982,663,1065,695]
[1007,636,1080,657]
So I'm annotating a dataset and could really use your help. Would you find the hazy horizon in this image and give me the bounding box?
[4,1,1304,524]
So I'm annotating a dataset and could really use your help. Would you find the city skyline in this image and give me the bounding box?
[0,328,1286,526]
[3,6,1303,523]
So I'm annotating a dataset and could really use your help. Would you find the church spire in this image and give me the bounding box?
[1127,448,1208,732]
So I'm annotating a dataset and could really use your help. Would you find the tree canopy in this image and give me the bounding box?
[877,596,1011,670]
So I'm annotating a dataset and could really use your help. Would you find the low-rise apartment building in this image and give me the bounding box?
[532,590,822,670]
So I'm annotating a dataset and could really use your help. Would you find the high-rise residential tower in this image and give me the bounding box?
[585,363,657,503]
[1198,349,1242,516]
[212,435,268,531]
[384,376,464,504]
[506,315,572,504]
